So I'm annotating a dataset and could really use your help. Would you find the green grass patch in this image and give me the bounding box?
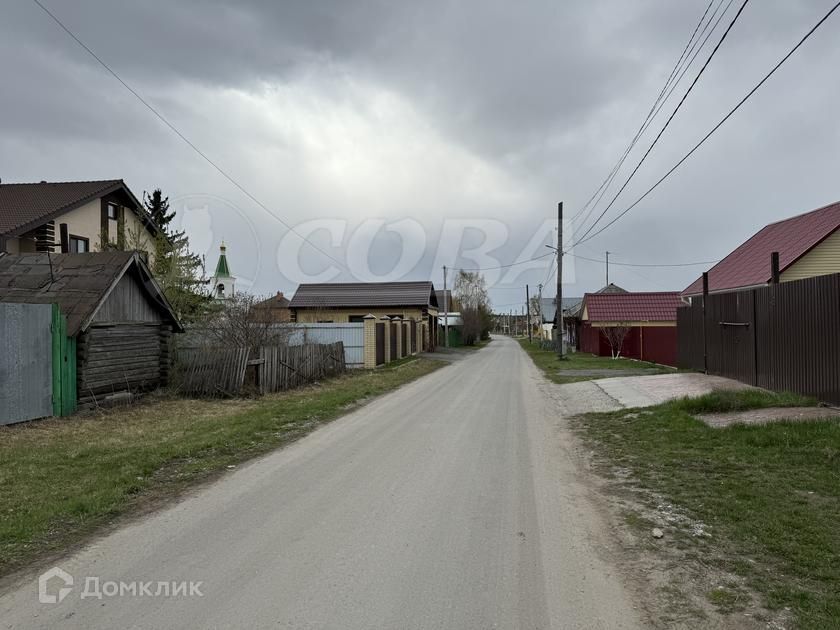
[573,389,839,630]
[0,358,445,577]
[516,337,671,384]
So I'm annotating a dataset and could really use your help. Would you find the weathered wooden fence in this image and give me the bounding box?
[174,342,346,397]
[678,273,840,404]
[174,347,251,397]
[257,342,346,393]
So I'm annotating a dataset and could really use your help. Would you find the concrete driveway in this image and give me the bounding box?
[546,371,749,416]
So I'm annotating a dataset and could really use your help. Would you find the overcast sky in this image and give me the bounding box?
[2,0,838,308]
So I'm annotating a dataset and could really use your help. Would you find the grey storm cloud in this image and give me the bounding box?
[1,0,839,303]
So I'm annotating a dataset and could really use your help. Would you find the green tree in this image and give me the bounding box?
[143,189,175,233]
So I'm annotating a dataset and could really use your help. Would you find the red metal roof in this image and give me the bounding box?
[583,292,682,322]
[683,200,840,296]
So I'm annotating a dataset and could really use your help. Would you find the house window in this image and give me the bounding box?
[69,235,89,253]
[107,203,119,220]
[348,315,365,323]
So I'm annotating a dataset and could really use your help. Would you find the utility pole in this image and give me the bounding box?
[605,251,610,286]
[537,283,543,337]
[555,201,565,358]
[526,284,532,343]
[443,265,449,348]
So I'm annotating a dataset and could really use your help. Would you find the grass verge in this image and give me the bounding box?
[0,358,445,578]
[516,337,671,384]
[572,389,839,630]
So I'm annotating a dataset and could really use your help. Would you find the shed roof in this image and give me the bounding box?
[290,281,438,309]
[0,251,182,335]
[0,179,159,238]
[583,291,682,323]
[683,200,840,296]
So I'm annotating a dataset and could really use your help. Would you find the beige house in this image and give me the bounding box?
[289,281,440,350]
[0,179,161,262]
[682,200,840,298]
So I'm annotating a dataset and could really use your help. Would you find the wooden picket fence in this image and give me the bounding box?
[257,342,346,393]
[174,342,346,397]
[174,347,251,397]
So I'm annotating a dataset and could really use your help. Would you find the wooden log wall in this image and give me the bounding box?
[77,323,169,404]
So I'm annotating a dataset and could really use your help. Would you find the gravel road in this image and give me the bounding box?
[1,335,642,629]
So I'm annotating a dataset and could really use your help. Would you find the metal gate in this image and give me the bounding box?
[375,323,385,365]
[1,303,53,424]
[390,322,398,357]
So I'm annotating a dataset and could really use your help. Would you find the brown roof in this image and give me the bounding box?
[290,281,438,309]
[683,200,840,296]
[255,292,290,309]
[0,251,182,335]
[0,179,158,238]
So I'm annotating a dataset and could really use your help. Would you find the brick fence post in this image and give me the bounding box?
[363,313,377,369]
[392,316,402,358]
[380,315,391,363]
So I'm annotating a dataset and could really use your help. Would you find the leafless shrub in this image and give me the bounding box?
[602,324,631,359]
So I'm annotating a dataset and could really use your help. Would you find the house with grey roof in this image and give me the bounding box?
[0,251,182,414]
[289,281,440,350]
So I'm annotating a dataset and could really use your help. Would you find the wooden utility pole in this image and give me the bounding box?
[443,265,449,348]
[605,251,610,286]
[556,202,565,358]
[526,284,532,342]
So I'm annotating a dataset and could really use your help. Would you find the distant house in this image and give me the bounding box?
[0,251,182,410]
[538,296,583,342]
[0,179,162,262]
[683,200,840,298]
[289,281,439,349]
[438,312,464,346]
[251,291,291,323]
[435,289,459,312]
[580,291,681,366]
[564,284,626,348]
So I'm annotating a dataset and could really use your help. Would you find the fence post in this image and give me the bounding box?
[363,314,377,369]
[392,316,402,358]
[381,316,391,363]
[702,271,709,374]
[404,319,413,355]
[771,251,780,284]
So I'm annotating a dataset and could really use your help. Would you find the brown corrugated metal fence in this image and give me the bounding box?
[678,273,840,404]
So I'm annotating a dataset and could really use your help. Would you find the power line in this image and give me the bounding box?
[567,252,719,268]
[31,0,348,270]
[573,0,750,246]
[453,251,555,272]
[569,0,719,225]
[573,0,840,247]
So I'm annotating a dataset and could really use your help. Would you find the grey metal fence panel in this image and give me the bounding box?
[286,323,365,367]
[0,303,53,425]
